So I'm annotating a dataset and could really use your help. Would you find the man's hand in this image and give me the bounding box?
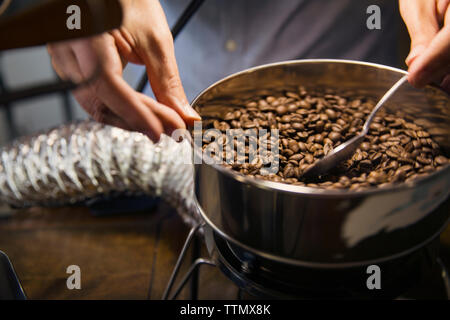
[48,0,200,140]
[400,0,450,93]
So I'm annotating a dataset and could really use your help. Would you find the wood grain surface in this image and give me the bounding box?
[0,202,236,300]
[0,200,448,300]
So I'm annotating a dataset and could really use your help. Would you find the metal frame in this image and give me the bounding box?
[162,223,216,300]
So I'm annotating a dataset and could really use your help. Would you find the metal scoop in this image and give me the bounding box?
[303,75,409,178]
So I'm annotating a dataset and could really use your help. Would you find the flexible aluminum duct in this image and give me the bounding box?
[0,121,198,226]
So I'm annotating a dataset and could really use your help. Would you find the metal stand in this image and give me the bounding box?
[437,258,450,299]
[162,223,216,300]
[190,234,201,299]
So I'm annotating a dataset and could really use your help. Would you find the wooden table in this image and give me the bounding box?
[0,201,236,299]
[0,201,449,299]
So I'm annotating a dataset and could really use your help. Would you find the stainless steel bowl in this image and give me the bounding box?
[191,59,450,268]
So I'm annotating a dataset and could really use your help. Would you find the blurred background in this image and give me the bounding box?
[0,0,410,148]
[0,50,145,146]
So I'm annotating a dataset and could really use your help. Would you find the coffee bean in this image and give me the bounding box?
[323,143,333,155]
[416,156,432,165]
[283,165,295,178]
[224,111,235,121]
[315,120,325,132]
[314,134,324,144]
[304,154,314,164]
[417,131,430,138]
[289,154,304,161]
[281,115,292,123]
[275,106,288,115]
[386,149,399,159]
[422,165,435,173]
[379,134,390,142]
[287,104,298,113]
[288,140,300,153]
[325,109,337,120]
[298,142,307,152]
[297,131,309,139]
[328,132,341,142]
[292,122,305,130]
[435,155,448,166]
[360,142,371,151]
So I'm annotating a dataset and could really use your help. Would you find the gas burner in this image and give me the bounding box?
[163,223,450,300]
[211,229,448,299]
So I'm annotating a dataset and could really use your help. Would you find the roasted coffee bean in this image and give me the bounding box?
[325,109,337,120]
[379,134,390,142]
[360,142,371,151]
[275,106,288,115]
[298,142,307,152]
[304,154,314,164]
[283,165,295,178]
[435,156,448,166]
[281,115,292,123]
[328,132,341,142]
[292,122,305,130]
[314,134,324,144]
[200,88,449,189]
[416,156,432,165]
[289,154,304,161]
[288,140,300,153]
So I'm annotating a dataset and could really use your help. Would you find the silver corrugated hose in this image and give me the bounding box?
[0,121,198,226]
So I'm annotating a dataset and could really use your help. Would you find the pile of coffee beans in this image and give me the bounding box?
[197,87,449,190]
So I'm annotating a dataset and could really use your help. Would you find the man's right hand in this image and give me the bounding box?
[48,0,200,141]
[400,0,450,93]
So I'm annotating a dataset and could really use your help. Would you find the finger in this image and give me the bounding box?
[70,34,165,140]
[139,93,186,136]
[72,87,131,131]
[92,105,132,131]
[399,0,440,66]
[407,25,450,87]
[437,0,450,25]
[47,43,84,82]
[98,75,166,140]
[137,0,201,125]
[110,29,144,65]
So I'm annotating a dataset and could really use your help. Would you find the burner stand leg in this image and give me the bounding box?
[163,223,216,300]
[169,258,215,300]
[162,223,203,300]
[436,258,450,299]
[237,288,243,300]
[190,235,201,300]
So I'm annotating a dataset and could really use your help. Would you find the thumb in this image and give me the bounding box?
[400,0,440,66]
[405,44,427,66]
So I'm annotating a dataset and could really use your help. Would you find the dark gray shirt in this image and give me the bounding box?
[161,0,400,100]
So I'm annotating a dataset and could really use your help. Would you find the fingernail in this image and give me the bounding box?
[182,104,201,120]
[405,45,426,66]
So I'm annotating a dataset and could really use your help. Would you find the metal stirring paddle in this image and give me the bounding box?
[303,75,409,178]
